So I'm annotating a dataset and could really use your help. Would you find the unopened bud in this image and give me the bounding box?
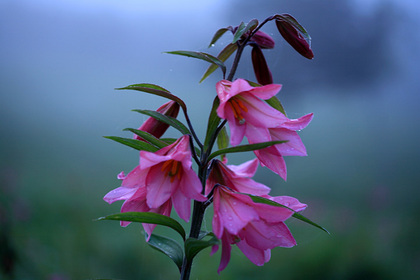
[252,31,275,49]
[275,14,314,59]
[251,45,273,85]
[135,101,180,140]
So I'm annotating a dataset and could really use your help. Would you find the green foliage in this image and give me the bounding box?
[96,212,186,240]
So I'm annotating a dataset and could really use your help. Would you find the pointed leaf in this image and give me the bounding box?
[232,21,245,43]
[96,212,186,240]
[266,96,286,116]
[246,195,330,234]
[146,233,184,271]
[208,27,231,47]
[166,51,226,78]
[200,43,238,83]
[116,83,187,112]
[185,232,219,261]
[123,128,169,149]
[103,136,159,152]
[208,140,288,161]
[132,109,191,135]
[216,126,229,162]
[203,97,221,150]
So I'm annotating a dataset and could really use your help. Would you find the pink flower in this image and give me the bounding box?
[103,135,206,233]
[205,158,270,196]
[134,100,180,141]
[246,113,313,180]
[210,186,307,272]
[216,79,288,146]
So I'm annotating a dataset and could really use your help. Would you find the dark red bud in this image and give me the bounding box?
[251,45,273,85]
[252,31,275,49]
[135,101,180,141]
[275,15,314,59]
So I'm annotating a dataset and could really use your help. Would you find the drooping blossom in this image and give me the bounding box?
[205,158,270,196]
[103,135,206,235]
[216,78,288,146]
[134,100,180,141]
[246,113,313,180]
[210,186,307,272]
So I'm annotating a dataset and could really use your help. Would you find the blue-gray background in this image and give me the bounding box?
[1,0,419,279]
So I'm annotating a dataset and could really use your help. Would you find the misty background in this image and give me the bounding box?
[1,0,419,279]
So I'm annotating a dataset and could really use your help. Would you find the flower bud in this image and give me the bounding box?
[275,14,314,59]
[135,101,180,141]
[252,31,275,49]
[251,45,273,85]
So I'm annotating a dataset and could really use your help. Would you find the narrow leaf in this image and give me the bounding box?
[232,21,246,43]
[185,232,219,261]
[96,212,186,240]
[266,96,286,116]
[208,27,231,47]
[166,51,226,78]
[203,97,221,149]
[103,136,159,152]
[216,126,229,162]
[146,233,184,271]
[123,128,168,149]
[116,83,187,112]
[132,109,191,135]
[208,140,288,161]
[247,195,330,234]
[200,43,238,83]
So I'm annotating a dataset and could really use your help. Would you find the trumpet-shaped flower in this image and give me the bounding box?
[211,186,307,272]
[216,79,288,146]
[246,113,313,180]
[206,158,270,196]
[103,135,206,229]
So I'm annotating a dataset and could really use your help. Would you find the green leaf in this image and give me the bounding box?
[266,96,286,116]
[166,51,226,79]
[200,43,238,83]
[123,128,169,149]
[116,83,187,112]
[208,140,288,161]
[132,109,191,135]
[232,21,245,43]
[184,232,219,261]
[203,97,221,150]
[232,19,259,44]
[247,195,330,234]
[216,126,229,162]
[208,27,231,47]
[146,233,184,271]
[96,212,186,240]
[103,136,159,152]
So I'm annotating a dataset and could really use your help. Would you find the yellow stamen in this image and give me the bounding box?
[161,160,182,183]
[228,97,248,123]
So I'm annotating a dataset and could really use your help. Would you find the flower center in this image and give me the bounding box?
[228,97,248,124]
[161,159,182,182]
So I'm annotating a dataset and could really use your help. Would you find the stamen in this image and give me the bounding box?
[228,97,247,123]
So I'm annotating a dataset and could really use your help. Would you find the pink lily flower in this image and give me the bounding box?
[210,186,307,272]
[246,113,313,180]
[216,79,288,146]
[103,135,206,230]
[205,158,270,196]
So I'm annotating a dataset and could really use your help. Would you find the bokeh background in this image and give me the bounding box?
[1,0,419,279]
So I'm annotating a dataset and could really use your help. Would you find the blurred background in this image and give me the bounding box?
[1,0,419,279]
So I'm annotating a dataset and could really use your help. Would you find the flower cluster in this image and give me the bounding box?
[101,14,323,279]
